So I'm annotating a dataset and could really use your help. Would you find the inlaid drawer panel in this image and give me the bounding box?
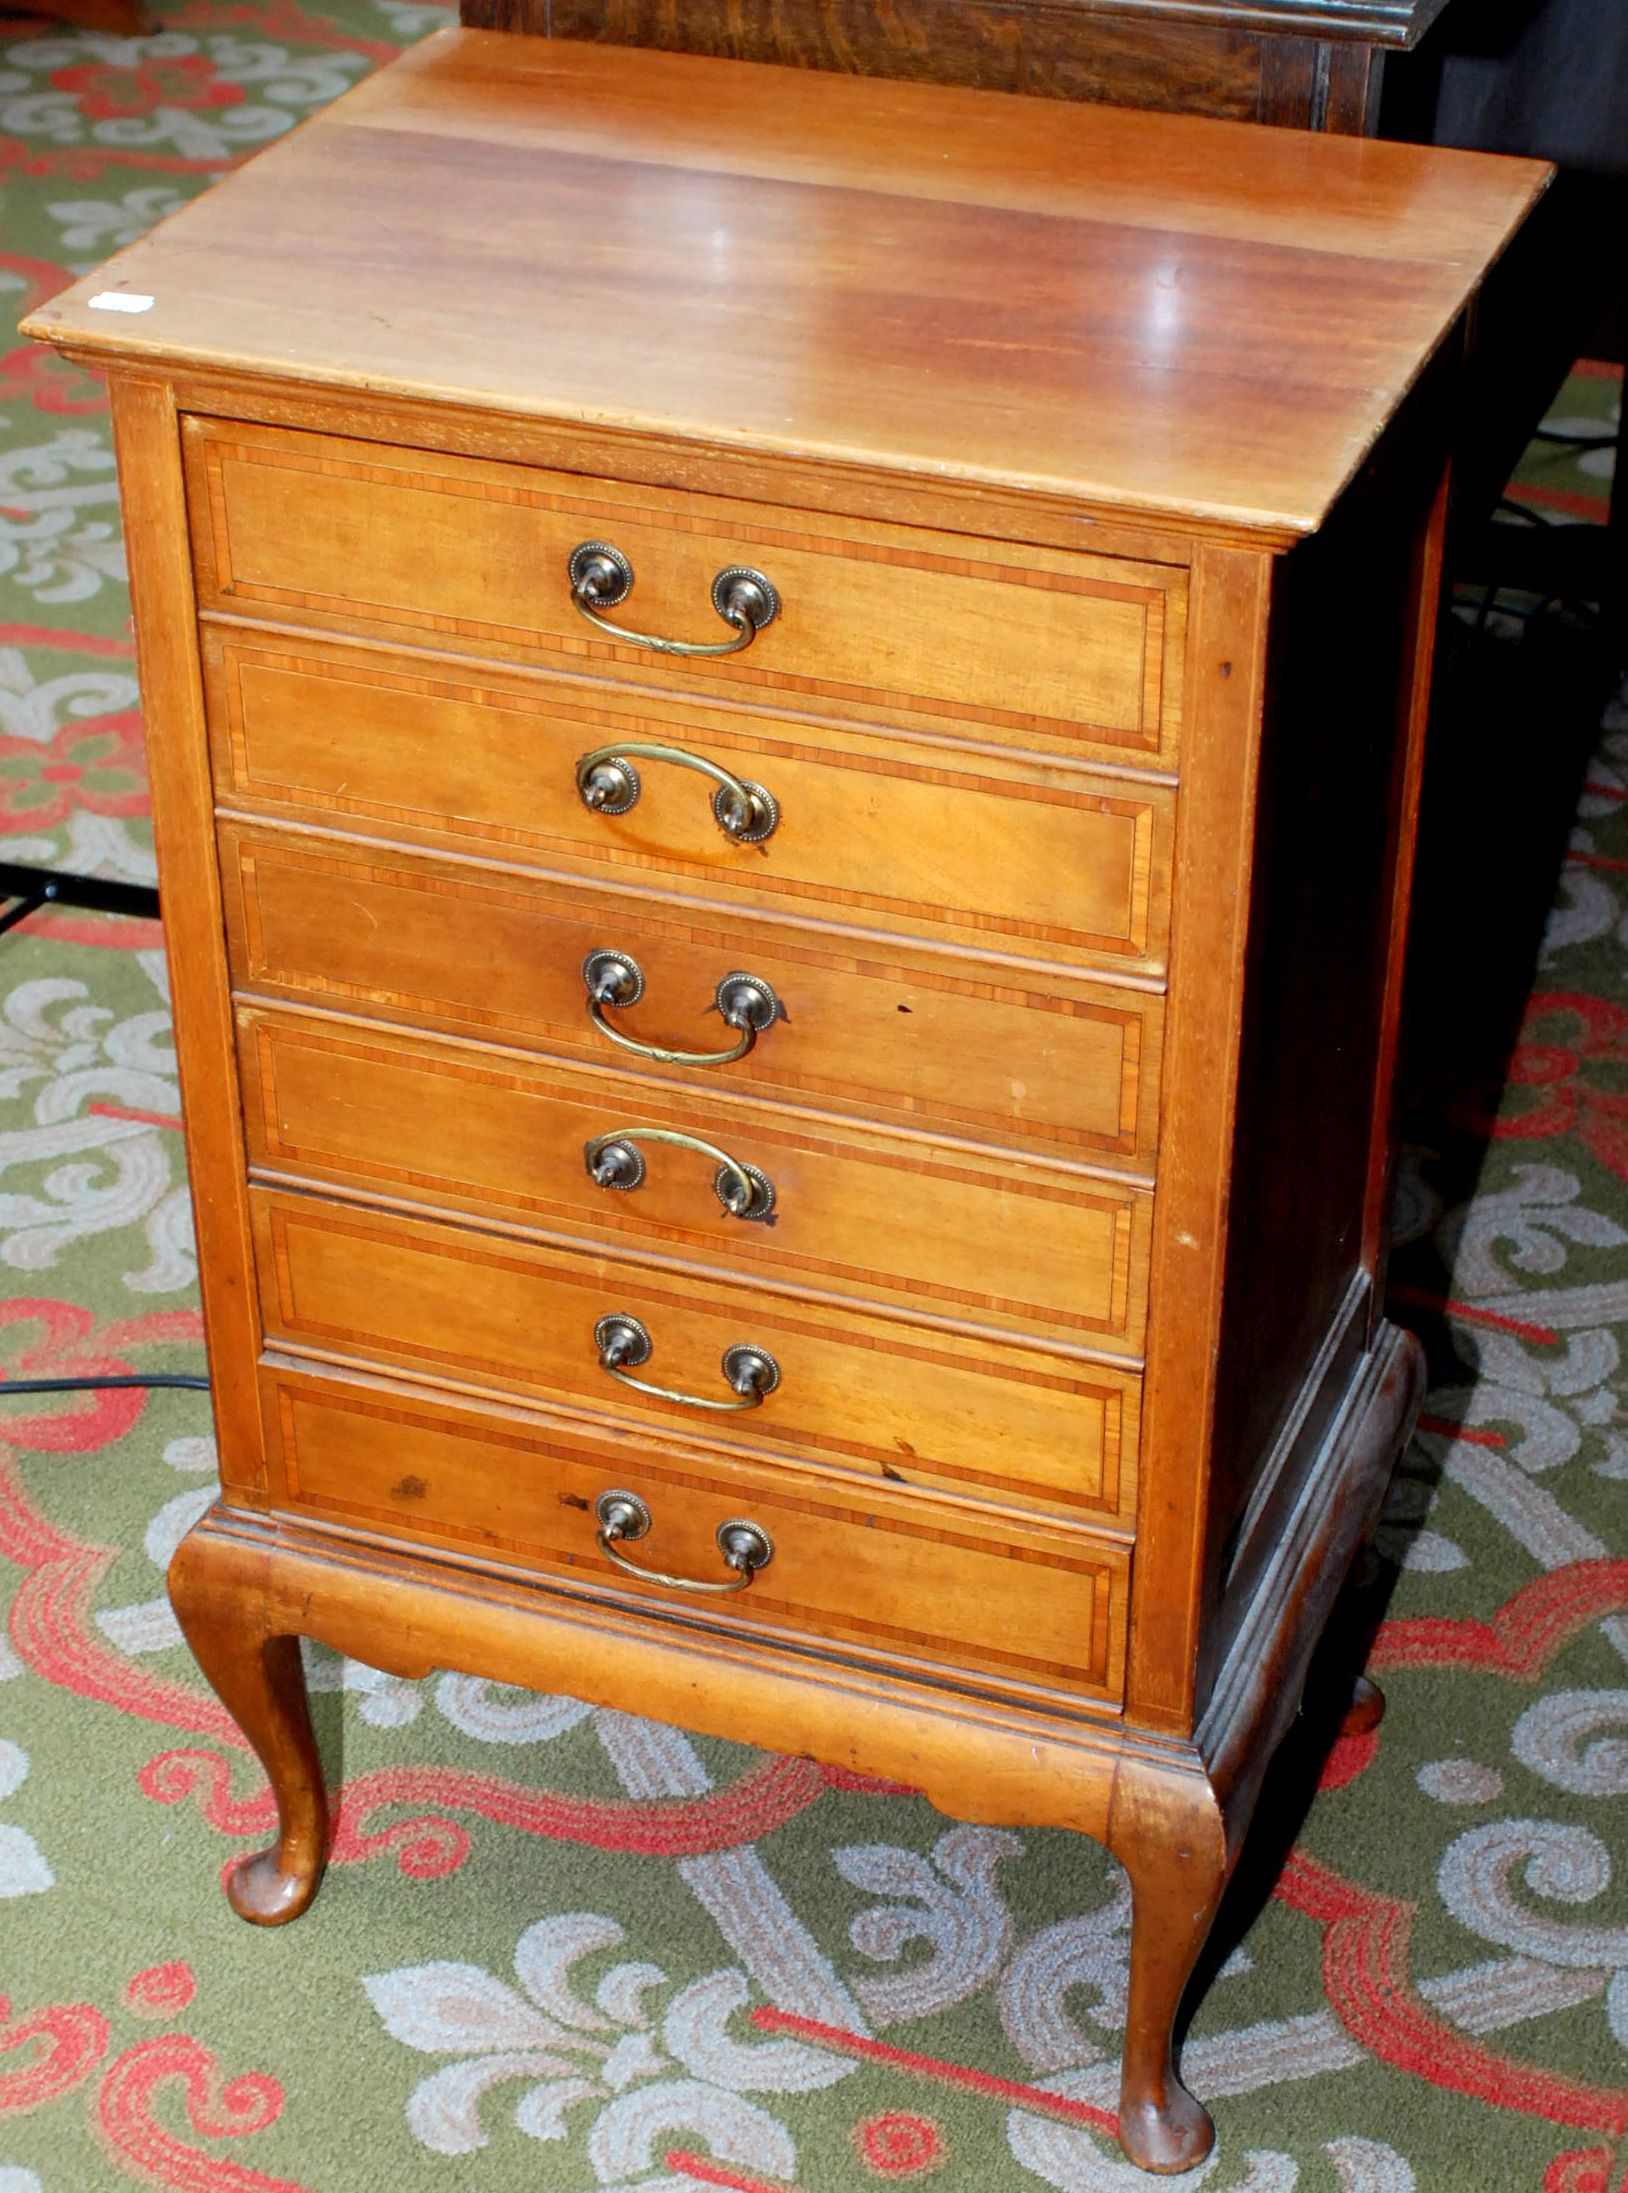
[238,1005,1152,1347]
[219,824,1164,1165]
[250,1190,1142,1522]
[202,628,1175,971]
[261,1364,1129,1705]
[184,418,1185,768]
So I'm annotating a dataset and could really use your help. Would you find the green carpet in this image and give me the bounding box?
[0,9,1626,2187]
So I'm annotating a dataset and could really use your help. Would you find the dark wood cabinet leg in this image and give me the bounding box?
[1339,1672,1386,1735]
[1105,1759,1229,2174]
[168,1511,329,1925]
[1257,35,1382,135]
[1321,42,1384,136]
[1314,1546,1389,1737]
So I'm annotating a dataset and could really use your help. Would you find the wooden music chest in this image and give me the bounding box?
[23,34,1547,2172]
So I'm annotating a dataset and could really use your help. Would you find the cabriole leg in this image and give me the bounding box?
[167,1511,328,1925]
[1105,1758,1228,2173]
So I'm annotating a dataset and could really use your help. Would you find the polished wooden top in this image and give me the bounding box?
[27,28,1546,535]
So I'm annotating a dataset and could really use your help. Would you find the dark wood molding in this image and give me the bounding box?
[1200,1317,1425,1853]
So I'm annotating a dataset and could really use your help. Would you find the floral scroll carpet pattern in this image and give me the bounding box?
[0,10,1626,2191]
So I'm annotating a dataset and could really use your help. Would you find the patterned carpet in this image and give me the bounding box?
[1,10,1626,2189]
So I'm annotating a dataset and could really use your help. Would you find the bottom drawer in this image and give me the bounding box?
[262,1363,1130,1707]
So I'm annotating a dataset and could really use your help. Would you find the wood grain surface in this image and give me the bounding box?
[262,1363,1130,1702]
[186,420,1182,753]
[24,30,1547,534]
[236,1003,1154,1348]
[467,0,1455,64]
[1126,541,1272,1733]
[217,822,1166,1152]
[249,1185,1145,1514]
[474,0,1270,119]
[1198,382,1452,1705]
[107,380,270,1505]
[460,0,1399,139]
[200,624,1176,967]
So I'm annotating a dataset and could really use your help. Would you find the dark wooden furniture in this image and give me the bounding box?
[7,0,145,36]
[1393,0,1628,645]
[23,32,1546,2173]
[459,0,1451,131]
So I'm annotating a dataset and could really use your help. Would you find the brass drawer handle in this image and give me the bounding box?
[594,1488,774,1595]
[569,541,780,660]
[585,1126,776,1221]
[576,740,779,844]
[594,1313,780,1412]
[583,949,780,1068]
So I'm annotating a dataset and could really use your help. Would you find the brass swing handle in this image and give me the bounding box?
[582,949,781,1069]
[594,1488,774,1595]
[569,541,780,660]
[575,741,779,845]
[584,1126,776,1222]
[594,1313,780,1413]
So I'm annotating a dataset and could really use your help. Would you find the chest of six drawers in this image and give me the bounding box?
[191,416,1182,1698]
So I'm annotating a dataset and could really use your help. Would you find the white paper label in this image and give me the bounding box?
[87,292,154,314]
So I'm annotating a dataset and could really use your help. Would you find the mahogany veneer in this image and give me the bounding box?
[458,0,1452,133]
[25,30,1546,2172]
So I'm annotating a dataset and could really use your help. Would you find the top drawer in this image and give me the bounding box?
[183,420,1185,770]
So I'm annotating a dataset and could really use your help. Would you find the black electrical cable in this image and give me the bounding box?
[0,1374,209,1395]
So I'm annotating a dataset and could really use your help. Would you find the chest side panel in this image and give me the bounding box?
[1196,408,1452,1707]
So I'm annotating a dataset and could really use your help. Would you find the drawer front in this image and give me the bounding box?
[220,826,1162,1165]
[203,629,1175,972]
[239,1006,1152,1348]
[251,1191,1141,1524]
[263,1365,1129,1706]
[185,419,1185,767]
